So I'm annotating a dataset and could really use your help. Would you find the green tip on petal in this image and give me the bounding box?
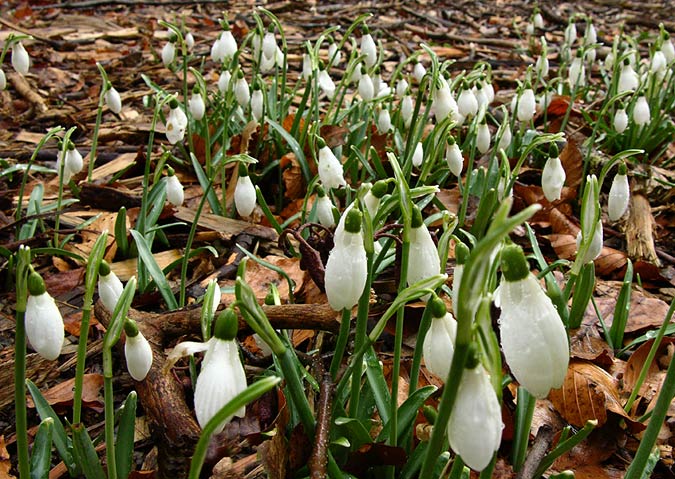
[371,180,388,199]
[429,295,447,318]
[99,260,111,277]
[238,162,249,177]
[411,206,424,228]
[549,142,559,158]
[465,342,481,370]
[169,98,179,109]
[455,242,470,265]
[214,308,239,341]
[500,244,530,282]
[344,208,363,234]
[618,161,627,176]
[124,319,140,338]
[316,137,327,149]
[27,270,46,296]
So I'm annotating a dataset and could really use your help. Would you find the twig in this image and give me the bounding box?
[515,425,554,479]
[8,71,48,116]
[309,371,333,479]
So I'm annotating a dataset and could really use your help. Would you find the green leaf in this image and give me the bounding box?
[30,418,53,479]
[71,423,106,479]
[115,207,129,258]
[267,118,311,182]
[26,380,77,475]
[115,391,138,479]
[609,259,633,349]
[377,385,437,443]
[103,277,137,350]
[190,153,222,216]
[365,347,391,426]
[130,230,178,310]
[568,262,596,329]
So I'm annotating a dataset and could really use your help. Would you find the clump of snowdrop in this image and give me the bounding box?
[98,260,124,313]
[608,162,630,221]
[422,295,457,380]
[12,41,30,75]
[25,270,64,361]
[445,136,463,177]
[188,87,206,121]
[494,244,569,398]
[541,143,566,202]
[407,206,440,291]
[165,98,188,145]
[105,83,122,114]
[324,207,367,311]
[234,163,257,218]
[165,166,184,207]
[124,319,153,381]
[317,137,346,190]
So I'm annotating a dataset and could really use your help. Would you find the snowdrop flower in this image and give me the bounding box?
[234,164,256,217]
[650,50,667,77]
[497,119,512,151]
[98,260,123,313]
[165,167,184,206]
[482,78,495,104]
[105,84,122,114]
[614,106,628,133]
[302,53,313,81]
[363,180,387,219]
[193,309,247,433]
[407,206,440,290]
[218,70,231,93]
[162,38,176,67]
[124,320,152,381]
[396,78,408,98]
[63,141,84,178]
[377,107,391,134]
[576,220,603,264]
[618,59,639,93]
[476,120,491,154]
[188,88,206,121]
[25,271,64,361]
[0,68,5,90]
[211,27,237,63]
[12,41,29,75]
[412,141,424,168]
[317,138,346,190]
[448,364,502,471]
[533,9,544,29]
[262,26,277,61]
[432,77,458,122]
[373,69,390,98]
[315,186,336,228]
[565,22,577,45]
[661,31,675,63]
[536,53,549,78]
[317,65,335,99]
[360,26,377,68]
[633,96,650,126]
[413,62,426,83]
[569,50,586,88]
[608,163,630,221]
[165,99,188,145]
[538,87,554,113]
[251,84,264,122]
[445,136,463,177]
[422,296,457,380]
[457,84,478,119]
[495,244,569,398]
[584,20,597,46]
[234,72,250,108]
[541,144,566,202]
[185,32,194,51]
[327,37,342,67]
[358,68,374,101]
[517,86,536,122]
[401,95,414,128]
[324,208,367,311]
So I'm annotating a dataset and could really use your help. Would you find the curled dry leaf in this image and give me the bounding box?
[623,338,675,412]
[26,374,104,412]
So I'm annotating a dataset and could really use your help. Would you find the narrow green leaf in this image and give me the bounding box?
[103,277,137,350]
[609,259,633,349]
[190,153,222,216]
[30,418,53,479]
[377,385,437,443]
[115,391,138,479]
[365,347,391,425]
[568,262,596,329]
[130,230,178,310]
[115,207,129,258]
[71,423,106,479]
[267,118,311,182]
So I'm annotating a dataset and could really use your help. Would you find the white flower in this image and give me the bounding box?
[162,41,176,67]
[482,80,495,104]
[651,51,667,77]
[661,37,675,63]
[218,70,231,93]
[125,329,153,381]
[358,71,374,101]
[324,209,367,311]
[0,68,5,90]
[251,88,264,122]
[165,104,188,145]
[576,220,603,264]
[457,88,478,118]
[423,311,457,380]
[262,30,277,61]
[476,121,491,154]
[413,62,426,83]
[584,22,597,46]
[315,191,335,227]
[564,23,577,45]
[407,209,440,289]
[360,32,377,68]
[328,41,341,67]
[608,170,630,221]
[26,292,64,361]
[318,143,346,190]
[64,145,84,177]
[614,108,628,133]
[166,172,184,206]
[377,108,391,134]
[185,32,194,51]
[234,174,256,217]
[536,54,550,78]
[98,268,124,313]
[447,365,502,471]
[618,61,639,93]
[446,140,463,177]
[542,155,566,202]
[194,337,247,433]
[569,54,585,88]
[533,11,544,29]
[633,96,650,126]
[212,30,237,63]
[517,88,536,122]
[432,79,458,122]
[396,78,409,98]
[498,123,512,151]
[412,141,424,168]
[494,245,569,398]
[318,68,335,99]
[105,86,122,114]
[12,42,29,75]
[188,92,206,121]
[302,54,313,81]
[401,95,414,128]
[234,75,250,108]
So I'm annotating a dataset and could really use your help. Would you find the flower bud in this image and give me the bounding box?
[318,139,346,190]
[565,22,577,45]
[358,69,374,101]
[517,87,536,122]
[412,141,424,168]
[218,70,231,93]
[396,78,408,98]
[377,108,391,134]
[432,78,458,122]
[413,62,426,83]
[234,164,256,217]
[608,164,630,221]
[476,120,491,154]
[251,86,264,122]
[457,86,478,119]
[541,147,566,202]
[422,298,457,380]
[166,168,184,206]
[618,59,639,93]
[569,51,585,88]
[98,261,124,313]
[124,320,153,381]
[12,42,30,75]
[188,91,206,121]
[401,95,414,128]
[26,272,64,361]
[360,29,377,68]
[185,32,194,51]
[613,108,628,133]
[212,29,237,63]
[105,85,122,114]
[315,186,336,227]
[407,207,440,292]
[318,67,335,99]
[64,143,84,177]
[445,137,463,177]
[633,96,650,126]
[161,40,176,67]
[234,73,250,108]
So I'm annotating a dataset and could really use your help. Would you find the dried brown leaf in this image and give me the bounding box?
[26,374,104,412]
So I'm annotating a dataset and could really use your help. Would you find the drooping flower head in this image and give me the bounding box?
[315,185,337,228]
[124,319,153,381]
[363,180,388,220]
[541,143,566,202]
[317,137,346,190]
[360,25,377,69]
[422,295,457,381]
[25,270,64,361]
[407,206,440,292]
[188,87,206,121]
[234,163,257,217]
[165,166,184,207]
[445,136,464,177]
[162,36,177,67]
[12,41,30,75]
[608,162,630,221]
[98,260,124,313]
[105,83,122,114]
[165,98,188,145]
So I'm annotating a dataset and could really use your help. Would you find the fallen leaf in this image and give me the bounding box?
[0,436,15,479]
[623,338,675,408]
[26,374,104,412]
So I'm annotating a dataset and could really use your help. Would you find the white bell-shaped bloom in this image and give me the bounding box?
[476,122,491,154]
[360,32,377,68]
[564,23,577,45]
[377,108,391,134]
[188,92,206,121]
[98,267,124,313]
[536,54,549,78]
[324,209,367,311]
[162,41,176,67]
[633,96,650,126]
[494,245,569,398]
[542,155,566,202]
[165,104,188,145]
[315,190,335,228]
[584,22,597,45]
[218,70,231,93]
[125,327,153,381]
[194,337,247,433]
[105,86,122,114]
[318,142,346,190]
[401,95,414,128]
[497,124,512,151]
[185,32,194,51]
[328,41,341,67]
[650,51,667,77]
[576,220,603,264]
[262,30,277,61]
[234,75,250,108]
[608,170,630,221]
[569,54,585,88]
[358,71,375,101]
[166,172,184,206]
[413,62,426,83]
[318,68,335,99]
[396,78,408,98]
[614,108,628,133]
[64,145,84,177]
[447,365,502,471]
[661,37,675,63]
[483,80,495,104]
[533,11,544,29]
[432,79,458,122]
[251,88,264,122]
[457,88,478,119]
[212,30,237,63]
[618,61,639,93]
[26,290,64,361]
[412,141,424,168]
[423,310,457,380]
[407,208,440,289]
[12,42,29,75]
[302,53,313,81]
[0,69,6,90]
[445,139,463,177]
[234,172,256,217]
[517,88,536,122]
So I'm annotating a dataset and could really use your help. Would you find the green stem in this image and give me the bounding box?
[349,254,374,417]
[329,308,351,380]
[103,350,117,479]
[408,304,433,399]
[279,348,315,436]
[14,308,30,478]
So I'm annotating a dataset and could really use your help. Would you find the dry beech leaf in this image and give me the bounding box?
[0,436,15,479]
[623,338,675,407]
[549,360,641,431]
[26,374,104,412]
[559,136,584,188]
[281,152,304,200]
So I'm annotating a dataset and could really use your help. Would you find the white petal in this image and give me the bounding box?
[218,71,231,93]
[166,175,184,206]
[412,142,424,168]
[316,195,335,227]
[318,146,345,190]
[234,176,257,217]
[608,173,630,221]
[188,94,205,120]
[12,42,29,75]
[98,271,124,313]
[65,148,83,175]
[407,224,440,287]
[446,143,463,177]
[476,123,491,154]
[324,231,367,311]
[162,42,175,67]
[542,156,566,202]
[125,332,153,381]
[517,89,536,122]
[0,68,6,90]
[25,293,64,361]
[105,87,122,114]
[360,33,377,68]
[613,109,628,133]
[422,313,457,380]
